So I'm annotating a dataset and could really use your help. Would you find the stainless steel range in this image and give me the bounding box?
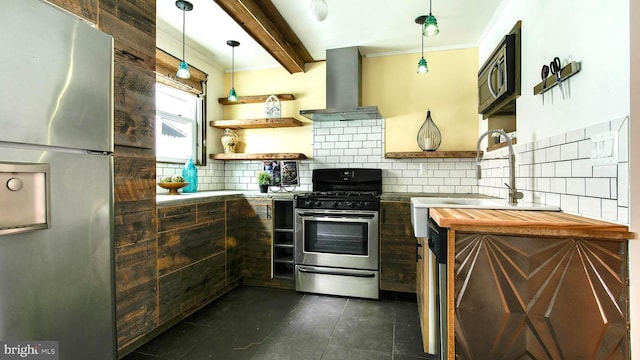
[294,168,381,299]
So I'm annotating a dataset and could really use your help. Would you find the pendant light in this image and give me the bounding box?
[227,40,240,102]
[175,0,193,79]
[309,0,328,22]
[415,16,429,74]
[423,0,439,37]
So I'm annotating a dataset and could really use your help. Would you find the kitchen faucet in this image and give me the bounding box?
[475,129,523,205]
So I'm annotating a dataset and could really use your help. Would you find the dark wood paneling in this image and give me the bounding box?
[158,223,225,276]
[454,233,629,359]
[98,0,155,38]
[197,201,226,225]
[115,279,157,351]
[113,146,156,208]
[46,0,98,23]
[157,205,196,233]
[158,253,226,324]
[226,199,247,285]
[380,202,417,293]
[112,62,156,149]
[243,198,273,281]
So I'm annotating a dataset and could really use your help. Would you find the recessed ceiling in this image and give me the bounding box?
[156,0,506,72]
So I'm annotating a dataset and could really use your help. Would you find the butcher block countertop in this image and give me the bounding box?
[429,208,634,240]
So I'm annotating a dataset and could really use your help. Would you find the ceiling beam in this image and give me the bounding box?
[213,0,315,74]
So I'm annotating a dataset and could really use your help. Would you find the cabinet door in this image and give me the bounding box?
[380,201,417,292]
[243,198,273,280]
[454,233,629,359]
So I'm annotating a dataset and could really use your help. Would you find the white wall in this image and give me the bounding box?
[628,0,639,356]
[479,0,630,144]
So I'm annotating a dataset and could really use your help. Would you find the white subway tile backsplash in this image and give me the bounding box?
[577,139,592,159]
[566,128,586,142]
[585,178,610,198]
[560,194,579,213]
[566,178,586,196]
[546,146,561,162]
[593,164,618,178]
[560,142,579,160]
[554,161,572,177]
[549,178,566,193]
[571,159,593,177]
[550,134,566,146]
[601,199,618,222]
[541,163,555,177]
[585,122,611,137]
[618,163,629,207]
[579,197,601,218]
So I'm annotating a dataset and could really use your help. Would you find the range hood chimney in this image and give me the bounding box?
[300,47,382,121]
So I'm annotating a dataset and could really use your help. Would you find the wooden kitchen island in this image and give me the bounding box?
[423,208,633,360]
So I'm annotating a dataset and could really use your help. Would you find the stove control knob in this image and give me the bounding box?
[331,201,339,208]
[345,201,355,208]
[356,202,363,208]
[362,202,370,208]
[304,200,314,207]
[314,200,322,207]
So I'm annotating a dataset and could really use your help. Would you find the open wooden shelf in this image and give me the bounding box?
[209,153,307,161]
[218,94,295,105]
[385,151,481,159]
[210,117,303,129]
[487,138,517,152]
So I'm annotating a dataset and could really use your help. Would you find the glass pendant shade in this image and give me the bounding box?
[423,15,439,37]
[417,57,428,73]
[176,61,191,79]
[228,87,238,102]
[417,110,441,151]
[309,0,328,22]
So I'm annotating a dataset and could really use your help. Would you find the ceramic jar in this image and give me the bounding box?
[221,128,239,153]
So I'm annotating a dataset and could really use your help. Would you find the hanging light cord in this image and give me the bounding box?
[429,0,433,16]
[421,24,424,57]
[231,46,235,89]
[182,9,186,62]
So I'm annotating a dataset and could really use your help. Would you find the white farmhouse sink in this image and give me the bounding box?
[410,197,560,237]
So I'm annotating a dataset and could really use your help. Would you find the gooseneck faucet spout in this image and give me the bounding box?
[476,129,523,205]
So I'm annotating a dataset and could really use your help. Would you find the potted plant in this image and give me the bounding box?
[257,171,272,193]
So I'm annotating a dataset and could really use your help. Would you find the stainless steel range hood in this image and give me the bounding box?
[300,47,382,121]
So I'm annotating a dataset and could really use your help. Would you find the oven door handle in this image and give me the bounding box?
[297,266,376,278]
[296,211,376,219]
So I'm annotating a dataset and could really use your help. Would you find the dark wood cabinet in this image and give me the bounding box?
[380,201,417,293]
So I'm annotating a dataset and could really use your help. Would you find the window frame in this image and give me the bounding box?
[155,83,206,165]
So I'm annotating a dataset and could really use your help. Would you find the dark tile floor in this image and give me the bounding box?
[123,286,433,360]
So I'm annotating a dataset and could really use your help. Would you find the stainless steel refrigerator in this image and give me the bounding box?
[0,0,116,358]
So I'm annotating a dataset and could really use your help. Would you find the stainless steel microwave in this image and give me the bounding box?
[478,33,517,115]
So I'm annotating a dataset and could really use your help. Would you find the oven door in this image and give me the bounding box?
[294,209,379,270]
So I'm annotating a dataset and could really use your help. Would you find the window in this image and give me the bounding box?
[155,83,204,163]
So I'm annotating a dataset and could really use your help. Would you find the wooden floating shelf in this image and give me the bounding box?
[533,61,581,96]
[385,151,481,159]
[210,153,307,161]
[487,138,517,152]
[218,94,295,105]
[210,117,303,129]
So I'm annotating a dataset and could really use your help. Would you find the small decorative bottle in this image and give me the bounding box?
[416,109,442,151]
[181,157,198,193]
